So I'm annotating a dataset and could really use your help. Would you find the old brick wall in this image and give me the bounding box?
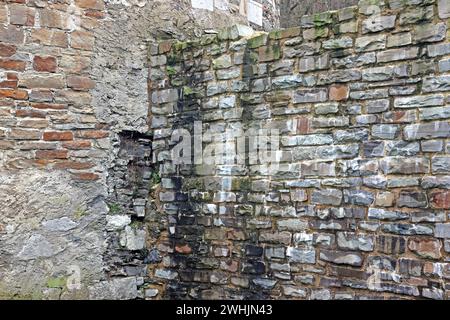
[0,0,279,299]
[149,0,450,299]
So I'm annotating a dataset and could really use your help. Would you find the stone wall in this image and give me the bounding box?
[0,0,279,299]
[149,0,450,299]
[280,0,358,28]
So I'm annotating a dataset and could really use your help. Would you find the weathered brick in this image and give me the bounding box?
[43,131,74,141]
[33,56,57,72]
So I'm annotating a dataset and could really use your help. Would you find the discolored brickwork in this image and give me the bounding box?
[148,0,450,300]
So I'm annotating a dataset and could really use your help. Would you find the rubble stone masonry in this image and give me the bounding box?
[149,0,450,299]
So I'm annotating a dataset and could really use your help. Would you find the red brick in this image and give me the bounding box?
[31,102,67,110]
[75,0,105,10]
[0,59,26,71]
[7,72,18,80]
[72,172,99,181]
[175,244,192,254]
[54,161,94,170]
[0,89,28,100]
[35,150,68,159]
[0,80,18,88]
[62,140,91,149]
[30,29,68,48]
[43,131,73,141]
[75,130,109,139]
[9,128,41,140]
[329,84,349,101]
[297,117,311,134]
[0,43,16,57]
[9,4,35,26]
[33,56,57,72]
[16,109,46,118]
[430,190,450,209]
[70,31,94,51]
[84,10,106,19]
[67,75,95,91]
[44,131,73,141]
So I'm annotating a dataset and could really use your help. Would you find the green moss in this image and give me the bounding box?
[268,30,282,40]
[47,277,66,289]
[314,27,328,38]
[173,41,188,52]
[183,86,196,96]
[108,203,121,214]
[313,12,333,27]
[166,66,177,76]
[247,34,268,49]
[232,178,251,191]
[150,171,161,187]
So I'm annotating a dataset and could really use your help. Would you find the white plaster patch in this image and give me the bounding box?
[192,0,214,11]
[214,0,229,11]
[247,0,263,26]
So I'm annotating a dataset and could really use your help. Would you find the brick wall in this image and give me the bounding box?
[149,0,450,299]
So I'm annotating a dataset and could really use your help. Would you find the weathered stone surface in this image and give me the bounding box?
[337,232,374,252]
[404,122,450,140]
[408,238,442,259]
[319,250,363,266]
[286,247,316,264]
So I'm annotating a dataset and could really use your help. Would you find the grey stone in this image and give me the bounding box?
[362,15,396,33]
[414,23,446,43]
[88,277,138,300]
[362,65,408,82]
[367,99,390,113]
[421,176,450,189]
[368,208,409,221]
[404,121,450,140]
[319,249,363,266]
[382,223,434,235]
[334,129,369,142]
[332,53,376,68]
[399,6,433,25]
[121,226,145,251]
[42,217,78,232]
[151,89,178,104]
[380,157,429,174]
[422,76,450,93]
[343,189,375,205]
[434,223,450,238]
[293,89,327,104]
[397,191,428,208]
[372,124,398,139]
[286,247,316,264]
[317,70,361,84]
[394,95,444,108]
[311,189,342,206]
[419,106,450,120]
[422,140,444,152]
[355,34,386,52]
[377,47,419,63]
[427,43,450,57]
[17,234,64,260]
[323,37,353,49]
[386,141,420,156]
[432,156,450,174]
[106,215,131,231]
[337,232,374,252]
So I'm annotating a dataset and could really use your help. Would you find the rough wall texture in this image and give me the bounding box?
[149,0,450,300]
[280,0,358,28]
[0,0,279,299]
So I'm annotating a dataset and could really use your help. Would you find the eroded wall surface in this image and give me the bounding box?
[149,0,450,299]
[0,0,279,299]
